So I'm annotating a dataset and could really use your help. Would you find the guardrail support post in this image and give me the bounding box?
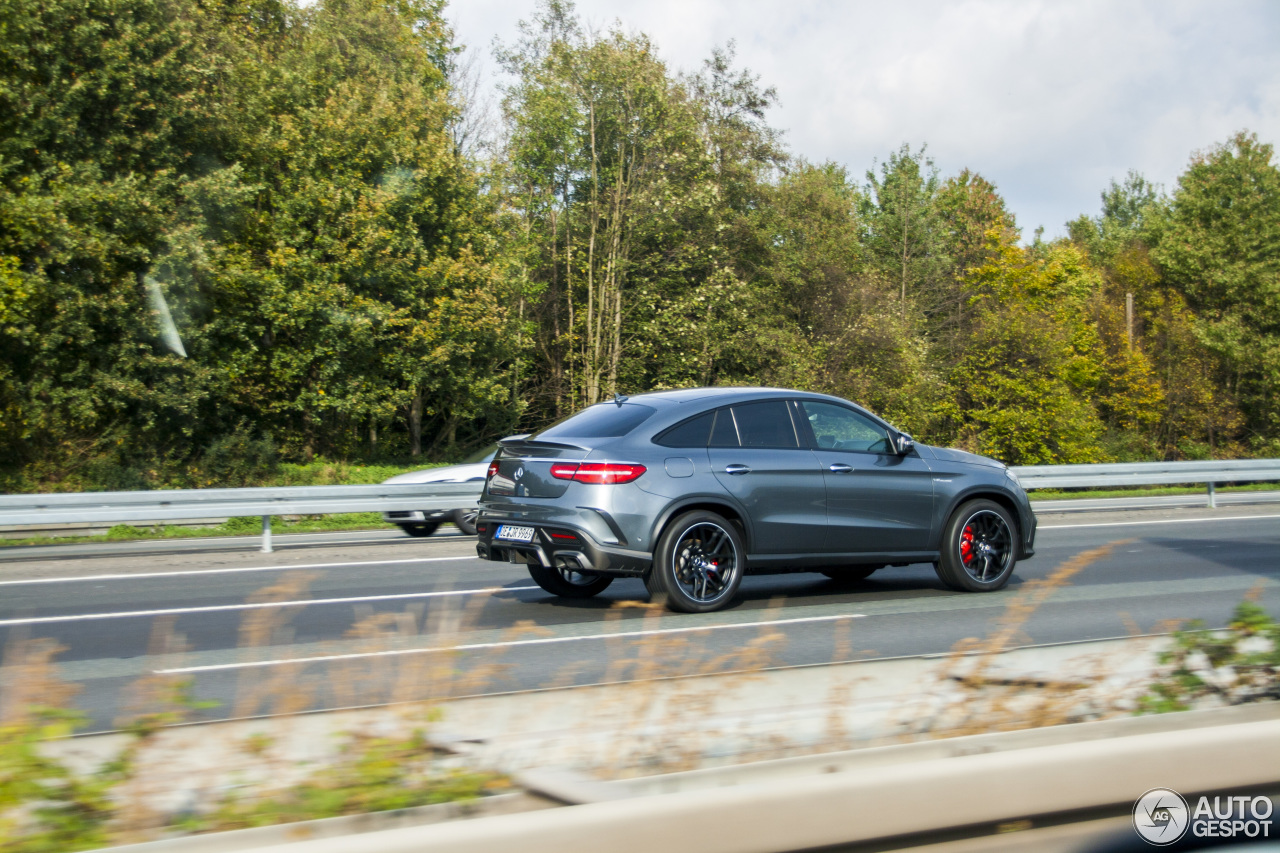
[261,515,272,553]
[1207,482,1216,509]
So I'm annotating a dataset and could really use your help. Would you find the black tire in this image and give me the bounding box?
[451,508,479,536]
[647,510,746,613]
[820,565,880,582]
[527,563,614,599]
[934,499,1018,592]
[399,521,440,538]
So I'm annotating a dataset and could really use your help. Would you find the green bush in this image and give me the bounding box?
[1139,600,1280,713]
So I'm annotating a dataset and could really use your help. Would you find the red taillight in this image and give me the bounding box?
[486,460,500,479]
[549,462,647,485]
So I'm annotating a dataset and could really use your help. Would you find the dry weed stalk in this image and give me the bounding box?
[233,572,320,718]
[111,616,204,840]
[917,540,1134,738]
[0,632,78,724]
[588,600,791,776]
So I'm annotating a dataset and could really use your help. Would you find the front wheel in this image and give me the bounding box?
[935,499,1017,592]
[398,521,440,538]
[527,563,614,599]
[647,510,745,613]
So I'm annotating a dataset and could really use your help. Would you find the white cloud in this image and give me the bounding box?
[449,0,1280,238]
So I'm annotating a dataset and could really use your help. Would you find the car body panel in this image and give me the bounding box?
[812,447,936,552]
[707,446,827,553]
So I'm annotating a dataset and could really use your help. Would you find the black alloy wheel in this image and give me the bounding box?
[648,510,745,613]
[935,499,1017,591]
[451,508,479,536]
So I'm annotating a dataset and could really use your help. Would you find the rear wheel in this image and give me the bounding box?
[398,522,440,538]
[527,563,614,599]
[935,499,1017,592]
[451,508,479,536]
[819,566,879,582]
[647,510,745,613]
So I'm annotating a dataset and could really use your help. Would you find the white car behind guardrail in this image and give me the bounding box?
[380,446,495,537]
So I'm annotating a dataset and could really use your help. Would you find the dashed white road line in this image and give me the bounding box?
[0,555,475,587]
[0,584,540,626]
[155,613,867,674]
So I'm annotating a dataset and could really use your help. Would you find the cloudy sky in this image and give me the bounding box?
[448,0,1280,240]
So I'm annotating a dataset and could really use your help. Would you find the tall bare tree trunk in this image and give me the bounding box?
[564,163,574,415]
[585,100,600,404]
[900,191,911,319]
[607,141,628,394]
[408,392,423,457]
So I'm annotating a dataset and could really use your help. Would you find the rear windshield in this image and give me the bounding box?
[535,403,656,439]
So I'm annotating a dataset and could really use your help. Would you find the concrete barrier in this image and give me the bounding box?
[139,710,1279,853]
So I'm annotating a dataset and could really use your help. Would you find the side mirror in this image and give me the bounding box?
[894,433,915,455]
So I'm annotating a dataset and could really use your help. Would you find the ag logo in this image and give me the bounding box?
[1134,788,1190,845]
[514,467,524,480]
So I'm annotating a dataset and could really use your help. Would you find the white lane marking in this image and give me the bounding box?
[155,613,867,674]
[0,555,476,587]
[1041,513,1280,530]
[8,529,454,547]
[0,585,541,626]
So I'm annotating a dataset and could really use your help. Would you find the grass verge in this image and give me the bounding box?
[1029,482,1280,501]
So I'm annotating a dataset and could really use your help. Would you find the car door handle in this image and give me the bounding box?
[828,463,854,473]
[724,464,752,475]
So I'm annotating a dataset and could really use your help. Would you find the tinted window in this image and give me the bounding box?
[536,403,656,439]
[709,408,739,447]
[731,401,799,448]
[655,411,714,448]
[799,401,890,453]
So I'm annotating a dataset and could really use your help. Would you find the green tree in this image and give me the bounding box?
[941,242,1108,464]
[1155,131,1280,447]
[861,144,943,319]
[0,0,220,483]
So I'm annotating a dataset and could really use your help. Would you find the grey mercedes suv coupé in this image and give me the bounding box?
[475,387,1036,612]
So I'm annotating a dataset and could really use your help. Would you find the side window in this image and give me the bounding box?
[731,401,800,448]
[798,401,891,453]
[709,408,739,447]
[654,411,714,448]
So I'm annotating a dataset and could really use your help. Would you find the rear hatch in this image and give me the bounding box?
[485,401,657,500]
[486,439,590,499]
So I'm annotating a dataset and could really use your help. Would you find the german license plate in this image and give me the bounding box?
[496,524,535,542]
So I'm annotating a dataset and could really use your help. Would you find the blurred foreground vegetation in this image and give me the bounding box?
[2,0,1279,492]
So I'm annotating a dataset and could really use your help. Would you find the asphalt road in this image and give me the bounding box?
[1,504,1277,732]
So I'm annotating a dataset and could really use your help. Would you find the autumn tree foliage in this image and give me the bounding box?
[1,0,1278,488]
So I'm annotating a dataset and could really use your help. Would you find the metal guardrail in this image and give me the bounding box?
[1011,458,1280,507]
[0,483,482,552]
[1,458,1276,552]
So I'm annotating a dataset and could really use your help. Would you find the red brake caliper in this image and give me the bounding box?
[960,527,974,565]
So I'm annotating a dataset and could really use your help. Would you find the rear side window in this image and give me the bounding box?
[536,403,656,439]
[730,401,799,448]
[654,411,715,448]
[710,408,739,447]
